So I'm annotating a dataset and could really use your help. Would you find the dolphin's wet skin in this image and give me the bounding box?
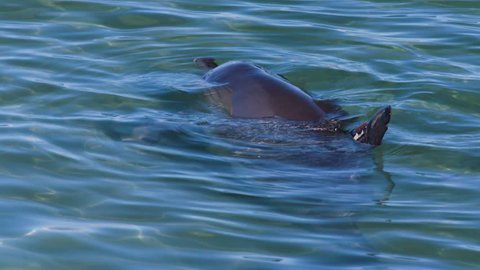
[194,57,391,146]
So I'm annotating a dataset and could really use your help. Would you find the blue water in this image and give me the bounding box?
[1,1,479,269]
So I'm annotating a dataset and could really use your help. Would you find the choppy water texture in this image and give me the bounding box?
[1,0,479,269]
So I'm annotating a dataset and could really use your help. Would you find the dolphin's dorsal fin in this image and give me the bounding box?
[350,106,391,146]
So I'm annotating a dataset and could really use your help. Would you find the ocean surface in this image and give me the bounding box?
[1,0,479,269]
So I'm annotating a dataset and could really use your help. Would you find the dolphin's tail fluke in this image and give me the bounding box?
[351,106,391,146]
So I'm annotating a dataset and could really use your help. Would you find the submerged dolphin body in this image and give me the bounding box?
[195,57,391,146]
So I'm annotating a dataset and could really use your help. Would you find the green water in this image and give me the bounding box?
[1,0,479,269]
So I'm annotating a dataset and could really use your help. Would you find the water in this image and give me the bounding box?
[1,0,479,269]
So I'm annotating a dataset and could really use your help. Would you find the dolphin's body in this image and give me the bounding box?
[195,58,391,146]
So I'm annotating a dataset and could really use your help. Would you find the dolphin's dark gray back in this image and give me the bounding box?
[203,61,326,121]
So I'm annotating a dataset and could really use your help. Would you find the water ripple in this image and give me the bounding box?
[0,0,479,269]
